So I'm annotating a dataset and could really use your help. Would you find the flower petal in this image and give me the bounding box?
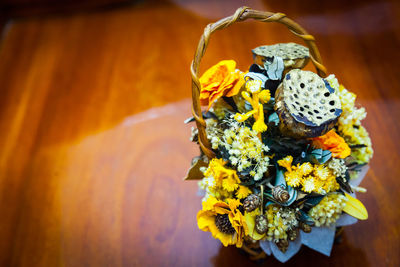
[300,226,336,256]
[259,240,272,256]
[335,213,358,227]
[197,210,215,231]
[270,236,302,263]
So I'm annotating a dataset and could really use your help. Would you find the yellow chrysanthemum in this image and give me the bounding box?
[312,130,351,159]
[285,170,303,187]
[236,185,252,199]
[321,176,340,193]
[302,177,320,193]
[197,196,248,247]
[204,158,241,191]
[313,165,331,180]
[199,60,244,110]
[222,176,240,192]
[246,79,262,93]
[277,156,293,171]
[296,162,313,176]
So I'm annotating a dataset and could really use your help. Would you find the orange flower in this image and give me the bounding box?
[199,60,244,110]
[312,130,351,158]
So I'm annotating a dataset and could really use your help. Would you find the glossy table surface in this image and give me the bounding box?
[0,0,399,266]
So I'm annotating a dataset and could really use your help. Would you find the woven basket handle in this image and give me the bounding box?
[191,7,327,159]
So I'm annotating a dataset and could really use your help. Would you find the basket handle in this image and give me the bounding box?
[191,7,327,159]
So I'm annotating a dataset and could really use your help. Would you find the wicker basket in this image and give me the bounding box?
[190,7,338,260]
[191,6,328,161]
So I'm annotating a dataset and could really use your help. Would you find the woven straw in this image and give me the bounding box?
[191,7,327,159]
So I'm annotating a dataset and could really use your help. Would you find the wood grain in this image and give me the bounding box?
[0,0,399,266]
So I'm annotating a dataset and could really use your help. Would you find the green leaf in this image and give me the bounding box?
[298,210,315,225]
[274,169,286,187]
[310,149,323,159]
[268,112,280,126]
[320,150,332,164]
[304,196,324,207]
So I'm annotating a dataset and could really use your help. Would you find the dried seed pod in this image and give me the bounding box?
[299,222,312,233]
[275,239,289,253]
[243,194,261,212]
[274,69,342,138]
[272,185,290,203]
[252,43,310,71]
[255,215,268,234]
[190,127,199,143]
[288,228,299,241]
[215,214,236,234]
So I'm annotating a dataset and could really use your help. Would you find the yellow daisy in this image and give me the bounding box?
[236,185,252,199]
[313,165,331,180]
[302,177,319,193]
[297,162,313,176]
[197,196,248,247]
[285,170,303,187]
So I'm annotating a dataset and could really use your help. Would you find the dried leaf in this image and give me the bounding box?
[183,159,208,180]
[244,209,266,240]
[343,193,368,220]
[268,112,280,126]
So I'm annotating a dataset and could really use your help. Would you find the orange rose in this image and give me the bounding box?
[199,60,244,110]
[312,130,351,158]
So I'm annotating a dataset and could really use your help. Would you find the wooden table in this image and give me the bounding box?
[0,0,399,266]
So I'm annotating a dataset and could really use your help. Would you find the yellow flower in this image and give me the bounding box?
[302,177,319,193]
[277,156,293,171]
[236,185,252,199]
[309,193,347,226]
[296,162,313,176]
[321,175,340,193]
[258,89,271,104]
[246,79,262,93]
[234,109,257,123]
[252,104,268,133]
[204,158,240,192]
[199,60,244,110]
[265,205,297,241]
[197,196,248,247]
[222,176,239,192]
[285,170,303,187]
[313,165,331,180]
[312,130,351,159]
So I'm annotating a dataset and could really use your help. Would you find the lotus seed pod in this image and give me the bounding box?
[274,69,342,138]
[252,43,310,71]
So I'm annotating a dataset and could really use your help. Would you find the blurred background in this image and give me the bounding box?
[0,0,399,266]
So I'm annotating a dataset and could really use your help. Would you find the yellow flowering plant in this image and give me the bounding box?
[187,55,373,260]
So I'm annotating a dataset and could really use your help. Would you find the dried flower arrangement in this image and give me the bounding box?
[184,7,373,262]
